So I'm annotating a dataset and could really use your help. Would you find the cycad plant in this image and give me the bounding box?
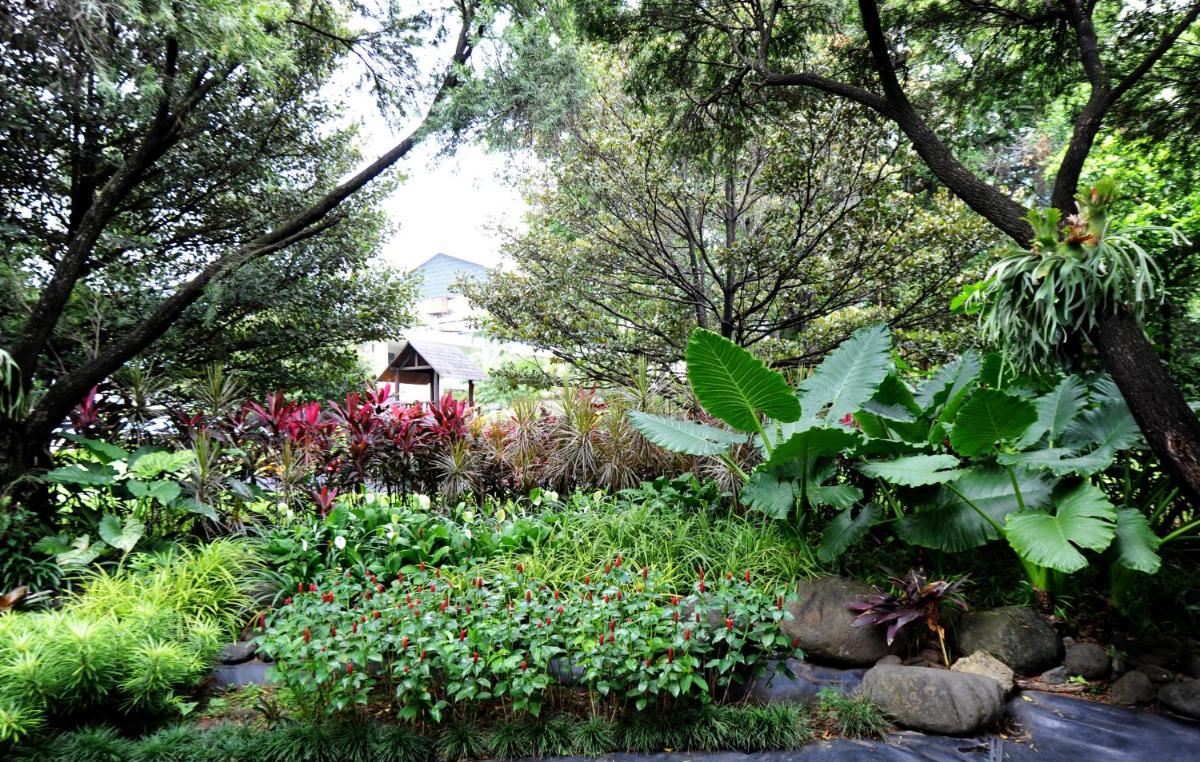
[959,178,1189,373]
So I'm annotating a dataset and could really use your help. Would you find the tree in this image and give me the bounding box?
[0,0,583,493]
[462,68,989,383]
[617,0,1200,499]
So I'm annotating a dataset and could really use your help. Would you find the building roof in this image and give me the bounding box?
[379,338,487,382]
[411,253,488,300]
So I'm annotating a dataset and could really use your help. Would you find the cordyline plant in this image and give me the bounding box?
[847,570,968,667]
[256,559,799,723]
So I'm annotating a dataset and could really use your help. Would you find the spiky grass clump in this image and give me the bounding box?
[0,696,43,745]
[817,688,892,739]
[46,725,127,762]
[533,714,578,757]
[571,715,616,757]
[488,720,537,760]
[128,725,198,762]
[370,724,434,762]
[436,721,491,762]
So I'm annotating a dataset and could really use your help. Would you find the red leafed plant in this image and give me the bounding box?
[847,569,968,666]
[425,392,473,443]
[70,385,101,432]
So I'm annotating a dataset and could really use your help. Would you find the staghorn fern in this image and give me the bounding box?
[962,178,1189,373]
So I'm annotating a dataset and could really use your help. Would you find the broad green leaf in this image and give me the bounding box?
[98,514,144,554]
[805,462,863,509]
[996,447,1113,476]
[126,478,181,505]
[950,389,1037,456]
[57,534,101,567]
[129,450,195,479]
[1003,483,1116,573]
[1063,397,1141,457]
[765,426,860,469]
[915,351,981,413]
[858,454,965,486]
[798,324,892,422]
[45,463,117,487]
[860,373,920,422]
[60,433,130,464]
[818,503,880,562]
[1019,376,1088,447]
[685,329,799,431]
[741,469,798,519]
[899,466,1056,552]
[627,411,747,456]
[1112,507,1162,574]
[179,498,220,521]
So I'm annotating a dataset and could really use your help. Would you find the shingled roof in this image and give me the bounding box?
[379,338,486,382]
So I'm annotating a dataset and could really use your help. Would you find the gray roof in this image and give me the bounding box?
[412,253,487,300]
[385,338,486,381]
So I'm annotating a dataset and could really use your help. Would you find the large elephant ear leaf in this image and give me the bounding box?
[98,514,145,554]
[686,329,799,431]
[915,350,981,414]
[950,389,1037,456]
[818,503,880,562]
[899,466,1056,552]
[1062,395,1141,457]
[798,324,892,423]
[1019,376,1088,447]
[766,426,861,469]
[1112,507,1162,574]
[859,454,965,486]
[741,469,799,520]
[1003,483,1117,573]
[627,412,747,456]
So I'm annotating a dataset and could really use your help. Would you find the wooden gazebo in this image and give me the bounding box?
[377,339,486,403]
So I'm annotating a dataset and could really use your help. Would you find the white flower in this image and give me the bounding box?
[301,539,308,552]
[416,494,431,510]
[334,535,347,550]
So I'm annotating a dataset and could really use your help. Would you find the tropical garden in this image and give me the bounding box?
[2,0,1200,759]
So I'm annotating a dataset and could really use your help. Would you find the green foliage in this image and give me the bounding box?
[258,563,798,721]
[962,179,1190,373]
[686,329,800,432]
[816,688,892,739]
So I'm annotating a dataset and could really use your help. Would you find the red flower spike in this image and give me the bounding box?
[546,617,552,625]
[374,610,380,620]
[473,650,479,663]
[605,563,611,574]
[791,638,800,649]
[603,594,609,604]
[668,648,674,663]
[259,613,266,629]
[420,649,426,661]
[436,568,442,579]
[309,583,317,593]
[673,611,679,623]
[526,590,532,603]
[609,620,615,633]
[378,584,385,593]
[777,594,784,610]
[304,627,310,643]
[553,589,560,600]
[346,662,354,675]
[284,597,292,605]
[420,561,425,572]
[642,567,648,579]
[330,625,336,637]
[699,581,706,593]
[615,554,622,568]
[725,617,734,631]
[744,570,751,583]
[584,576,591,585]
[298,582,304,594]
[646,658,652,668]
[617,590,622,601]
[684,629,691,641]
[460,629,467,641]
[556,606,564,615]
[521,660,528,671]
[695,612,701,623]
[517,563,524,574]
[352,622,358,634]
[402,636,409,650]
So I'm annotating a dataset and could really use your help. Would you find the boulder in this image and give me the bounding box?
[781,577,905,666]
[1039,665,1069,685]
[952,651,1015,694]
[1136,664,1174,685]
[1182,653,1200,680]
[1159,680,1200,720]
[1110,671,1156,706]
[875,655,902,666]
[1132,636,1184,671]
[1064,642,1111,680]
[741,658,866,705]
[955,607,1061,675]
[219,641,258,665]
[861,664,1005,736]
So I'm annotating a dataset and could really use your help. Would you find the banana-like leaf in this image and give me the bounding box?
[1112,507,1162,574]
[899,466,1056,552]
[950,389,1037,456]
[685,329,800,431]
[1019,376,1088,447]
[797,324,892,422]
[858,454,965,486]
[1003,483,1116,573]
[99,514,145,554]
[627,411,747,456]
[818,503,881,562]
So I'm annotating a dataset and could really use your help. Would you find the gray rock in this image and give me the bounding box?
[1159,680,1200,719]
[861,664,1005,736]
[212,658,269,687]
[952,651,1015,694]
[955,607,1061,675]
[781,577,905,666]
[1136,663,1174,684]
[875,655,902,666]
[1133,636,1184,671]
[1182,653,1200,680]
[1040,665,1069,685]
[1065,642,1111,680]
[219,641,257,665]
[1110,671,1156,706]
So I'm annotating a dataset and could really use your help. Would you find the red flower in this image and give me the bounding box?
[377,584,385,593]
[304,627,310,643]
[419,649,426,661]
[725,617,734,631]
[668,648,674,663]
[684,629,691,641]
[615,554,622,568]
[402,636,409,650]
[526,590,532,603]
[616,590,623,601]
[298,582,304,594]
[521,659,528,671]
[460,629,467,641]
[308,583,317,593]
[556,606,564,615]
[420,561,426,572]
[699,581,706,593]
[553,589,560,600]
[259,613,266,629]
[744,570,751,583]
[284,597,292,605]
[352,622,357,634]
[777,594,784,610]
[517,563,524,574]
[373,610,380,620]
[346,662,354,674]
[673,611,679,623]
[473,650,479,663]
[330,625,336,637]
[609,620,615,633]
[605,563,611,574]
[642,567,648,579]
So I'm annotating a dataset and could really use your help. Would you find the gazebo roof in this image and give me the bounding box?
[378,338,486,383]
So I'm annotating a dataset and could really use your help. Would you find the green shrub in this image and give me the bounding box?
[817,687,891,739]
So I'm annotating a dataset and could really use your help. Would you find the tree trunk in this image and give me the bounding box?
[1092,309,1200,504]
